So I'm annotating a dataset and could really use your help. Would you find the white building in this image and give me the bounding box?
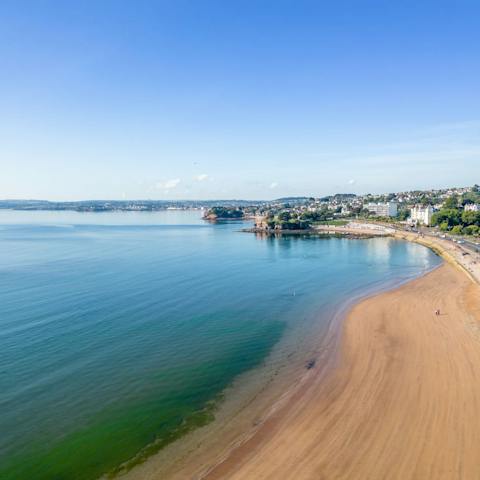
[410,205,434,226]
[464,204,480,212]
[366,202,398,217]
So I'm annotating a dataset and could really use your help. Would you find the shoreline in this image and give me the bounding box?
[195,237,480,479]
[199,262,480,479]
[115,231,480,480]
[392,230,480,284]
[241,224,390,238]
[245,222,480,284]
[119,238,446,480]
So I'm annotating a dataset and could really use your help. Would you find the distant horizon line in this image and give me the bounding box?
[0,195,350,203]
[0,185,473,205]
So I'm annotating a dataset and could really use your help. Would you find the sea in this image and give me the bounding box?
[0,210,442,479]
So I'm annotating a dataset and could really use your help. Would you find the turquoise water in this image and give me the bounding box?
[0,210,441,479]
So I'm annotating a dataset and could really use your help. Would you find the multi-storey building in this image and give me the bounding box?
[410,205,434,226]
[366,202,398,217]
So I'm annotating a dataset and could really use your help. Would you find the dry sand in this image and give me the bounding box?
[125,235,480,480]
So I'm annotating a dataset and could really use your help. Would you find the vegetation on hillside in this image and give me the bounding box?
[431,190,480,236]
[263,211,311,230]
[204,207,244,219]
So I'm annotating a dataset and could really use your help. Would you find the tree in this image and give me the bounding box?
[397,209,410,221]
[464,225,480,236]
[451,225,463,235]
[439,221,450,232]
[278,211,291,221]
[207,207,244,219]
[444,195,459,209]
[431,209,461,227]
[462,191,480,205]
[351,206,361,215]
[462,210,480,226]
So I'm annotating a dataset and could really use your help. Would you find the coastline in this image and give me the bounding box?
[198,262,480,479]
[392,230,480,284]
[118,237,450,480]
[242,224,391,238]
[192,236,480,479]
[246,222,480,285]
[123,233,480,479]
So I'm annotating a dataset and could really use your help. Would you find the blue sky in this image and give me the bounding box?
[0,0,479,200]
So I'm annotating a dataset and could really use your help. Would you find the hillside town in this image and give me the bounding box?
[204,185,480,237]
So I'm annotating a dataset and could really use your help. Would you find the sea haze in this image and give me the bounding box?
[0,210,441,480]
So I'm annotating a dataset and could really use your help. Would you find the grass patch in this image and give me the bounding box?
[313,220,349,226]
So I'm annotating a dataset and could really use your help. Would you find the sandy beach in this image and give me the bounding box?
[123,235,480,480]
[197,263,480,480]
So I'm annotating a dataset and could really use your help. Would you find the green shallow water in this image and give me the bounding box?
[0,210,441,479]
[3,322,283,480]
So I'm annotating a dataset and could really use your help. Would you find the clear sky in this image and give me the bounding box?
[0,0,479,200]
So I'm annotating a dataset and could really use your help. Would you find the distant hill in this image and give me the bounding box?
[274,197,313,204]
[319,193,357,202]
[0,199,265,211]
